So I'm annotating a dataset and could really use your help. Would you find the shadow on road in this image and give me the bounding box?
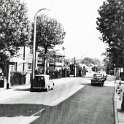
[13,88,30,91]
[13,88,49,92]
[0,104,45,117]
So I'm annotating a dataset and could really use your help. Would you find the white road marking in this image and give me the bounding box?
[31,108,45,116]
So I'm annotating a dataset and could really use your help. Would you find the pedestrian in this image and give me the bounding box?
[116,80,123,100]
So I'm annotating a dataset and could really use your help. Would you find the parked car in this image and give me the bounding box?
[30,74,54,92]
[91,73,106,86]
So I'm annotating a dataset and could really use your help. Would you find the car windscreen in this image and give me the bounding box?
[94,74,102,78]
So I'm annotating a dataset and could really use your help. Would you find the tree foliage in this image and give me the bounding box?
[96,0,124,67]
[0,0,29,56]
[81,57,100,66]
[31,15,66,54]
[31,14,66,74]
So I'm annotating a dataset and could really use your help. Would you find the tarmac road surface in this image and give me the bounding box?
[0,77,115,124]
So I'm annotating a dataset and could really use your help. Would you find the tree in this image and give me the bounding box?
[81,57,94,66]
[96,0,124,68]
[0,0,29,56]
[31,15,66,74]
[81,57,100,66]
[0,0,29,79]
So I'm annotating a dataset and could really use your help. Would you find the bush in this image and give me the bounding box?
[10,72,26,86]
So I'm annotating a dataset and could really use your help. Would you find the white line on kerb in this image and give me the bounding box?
[31,108,45,117]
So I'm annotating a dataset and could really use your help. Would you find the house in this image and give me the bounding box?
[37,51,65,73]
[8,45,65,86]
[9,46,32,86]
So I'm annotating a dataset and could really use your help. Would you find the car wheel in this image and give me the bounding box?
[47,86,50,91]
[44,88,48,92]
[30,88,33,92]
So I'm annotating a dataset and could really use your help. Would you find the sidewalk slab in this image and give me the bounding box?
[0,84,30,102]
[118,112,124,121]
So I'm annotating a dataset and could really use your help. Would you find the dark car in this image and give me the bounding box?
[91,73,106,86]
[0,73,4,87]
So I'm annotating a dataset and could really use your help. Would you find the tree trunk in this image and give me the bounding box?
[23,45,25,73]
[44,47,48,75]
[44,59,47,74]
[4,61,9,89]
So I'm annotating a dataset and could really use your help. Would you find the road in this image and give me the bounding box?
[0,77,115,124]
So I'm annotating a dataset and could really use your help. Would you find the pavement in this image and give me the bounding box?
[0,77,84,104]
[0,84,31,102]
[114,80,124,124]
[0,77,85,124]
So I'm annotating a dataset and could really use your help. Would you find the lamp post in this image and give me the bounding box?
[32,8,48,82]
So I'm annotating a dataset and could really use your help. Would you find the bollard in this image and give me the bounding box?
[121,92,124,111]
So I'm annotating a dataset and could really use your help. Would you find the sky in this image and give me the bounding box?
[23,0,106,60]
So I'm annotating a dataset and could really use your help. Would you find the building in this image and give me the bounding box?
[9,46,65,85]
[9,46,32,85]
[37,51,65,74]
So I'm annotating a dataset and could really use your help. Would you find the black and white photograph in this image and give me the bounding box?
[0,0,124,124]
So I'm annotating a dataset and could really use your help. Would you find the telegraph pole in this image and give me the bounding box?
[74,57,76,77]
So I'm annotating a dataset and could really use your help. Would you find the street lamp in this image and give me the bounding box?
[32,8,49,82]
